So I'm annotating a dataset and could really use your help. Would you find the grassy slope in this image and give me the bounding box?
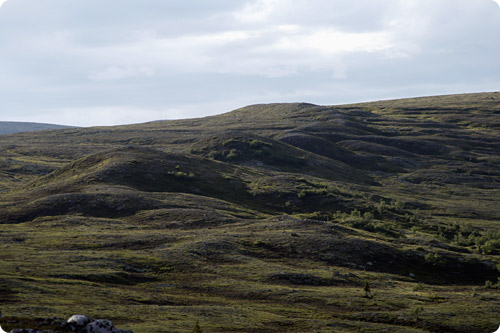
[0,93,499,332]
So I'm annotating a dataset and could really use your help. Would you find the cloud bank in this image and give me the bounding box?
[1,0,500,126]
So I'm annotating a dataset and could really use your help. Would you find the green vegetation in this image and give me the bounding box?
[363,280,372,298]
[411,306,424,322]
[192,320,203,333]
[0,92,499,332]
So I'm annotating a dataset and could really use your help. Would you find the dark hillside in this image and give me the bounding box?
[0,92,499,332]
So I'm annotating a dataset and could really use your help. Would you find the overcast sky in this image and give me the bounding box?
[1,0,500,126]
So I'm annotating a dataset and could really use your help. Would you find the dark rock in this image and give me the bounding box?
[84,319,116,333]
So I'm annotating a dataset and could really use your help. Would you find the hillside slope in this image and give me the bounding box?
[0,92,499,332]
[0,121,73,135]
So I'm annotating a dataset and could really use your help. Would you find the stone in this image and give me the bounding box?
[482,260,495,268]
[84,319,117,333]
[67,314,92,327]
[3,315,132,333]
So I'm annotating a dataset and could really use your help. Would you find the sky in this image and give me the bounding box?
[1,0,500,126]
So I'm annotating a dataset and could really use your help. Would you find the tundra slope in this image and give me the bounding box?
[0,92,499,332]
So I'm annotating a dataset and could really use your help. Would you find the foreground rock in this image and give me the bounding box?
[67,315,91,327]
[3,314,132,333]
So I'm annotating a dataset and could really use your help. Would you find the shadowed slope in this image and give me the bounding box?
[189,132,372,183]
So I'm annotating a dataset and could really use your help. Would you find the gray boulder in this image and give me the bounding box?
[84,319,117,333]
[67,315,92,327]
[3,315,132,333]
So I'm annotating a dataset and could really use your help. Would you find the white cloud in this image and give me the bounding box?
[89,66,155,81]
[272,29,391,55]
[234,0,279,22]
[155,0,497,78]
[81,25,390,79]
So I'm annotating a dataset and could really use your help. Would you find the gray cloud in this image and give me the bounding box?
[0,0,500,126]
